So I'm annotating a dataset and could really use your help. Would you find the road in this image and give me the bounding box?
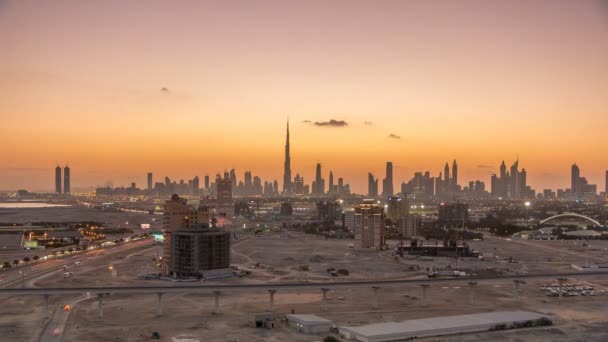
[2,270,608,296]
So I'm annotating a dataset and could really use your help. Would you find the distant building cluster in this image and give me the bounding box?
[54,164,70,194]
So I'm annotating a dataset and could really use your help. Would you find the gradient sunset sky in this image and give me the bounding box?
[1,0,607,193]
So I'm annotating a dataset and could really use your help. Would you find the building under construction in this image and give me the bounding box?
[169,227,231,278]
[163,194,231,278]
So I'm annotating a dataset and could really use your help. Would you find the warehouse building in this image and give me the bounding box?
[285,314,333,334]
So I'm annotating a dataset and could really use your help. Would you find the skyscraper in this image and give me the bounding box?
[328,171,334,195]
[368,173,378,198]
[354,200,386,249]
[63,165,70,194]
[312,163,325,196]
[571,163,580,195]
[282,121,292,195]
[204,175,210,190]
[451,160,458,191]
[605,170,608,194]
[382,161,394,197]
[216,172,232,206]
[192,176,200,197]
[147,172,153,190]
[55,165,62,194]
[229,168,237,192]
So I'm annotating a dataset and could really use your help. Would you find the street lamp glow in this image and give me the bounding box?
[524,201,531,207]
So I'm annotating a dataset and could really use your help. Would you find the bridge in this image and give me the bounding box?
[2,271,607,319]
[539,213,602,227]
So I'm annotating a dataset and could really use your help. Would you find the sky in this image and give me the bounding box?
[1,0,608,193]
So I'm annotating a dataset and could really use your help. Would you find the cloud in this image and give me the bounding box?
[312,119,348,127]
[302,120,312,123]
[477,165,494,169]
[160,87,170,94]
[387,133,401,139]
[364,121,373,125]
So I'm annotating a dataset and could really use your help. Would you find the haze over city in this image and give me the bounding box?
[2,0,608,192]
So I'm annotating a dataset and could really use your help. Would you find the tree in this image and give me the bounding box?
[23,256,30,263]
[13,259,19,266]
[3,261,11,269]
[33,255,39,263]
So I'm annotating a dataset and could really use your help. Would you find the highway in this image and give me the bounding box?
[1,270,607,296]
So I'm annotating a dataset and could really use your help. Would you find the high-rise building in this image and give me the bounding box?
[570,163,597,199]
[398,214,418,239]
[55,165,62,194]
[402,171,434,200]
[294,174,304,195]
[605,170,608,194]
[354,200,386,249]
[312,163,325,196]
[368,173,378,198]
[192,176,200,197]
[382,161,394,197]
[491,158,531,199]
[229,169,237,192]
[63,165,70,194]
[451,160,458,192]
[328,171,334,195]
[571,163,580,195]
[216,172,232,206]
[283,121,292,195]
[147,172,153,190]
[204,175,210,190]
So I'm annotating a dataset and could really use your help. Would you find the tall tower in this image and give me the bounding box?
[451,160,458,190]
[63,164,70,194]
[571,163,580,195]
[147,172,153,190]
[313,162,324,195]
[55,165,62,194]
[283,121,292,195]
[328,171,334,195]
[382,161,394,197]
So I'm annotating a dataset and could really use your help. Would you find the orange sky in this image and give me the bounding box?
[1,1,607,193]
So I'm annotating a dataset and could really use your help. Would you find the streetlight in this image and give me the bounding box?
[524,201,531,222]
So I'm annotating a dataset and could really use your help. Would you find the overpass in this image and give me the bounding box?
[539,213,602,227]
[2,271,607,319]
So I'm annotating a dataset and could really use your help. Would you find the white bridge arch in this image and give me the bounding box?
[539,213,602,227]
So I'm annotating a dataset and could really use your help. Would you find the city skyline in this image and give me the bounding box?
[2,1,608,192]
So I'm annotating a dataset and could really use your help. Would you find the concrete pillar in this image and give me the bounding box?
[213,291,221,314]
[156,293,163,317]
[420,284,430,306]
[371,286,380,310]
[468,282,477,305]
[513,280,525,302]
[321,288,330,311]
[268,289,276,311]
[44,294,50,319]
[97,294,103,319]
[557,278,567,301]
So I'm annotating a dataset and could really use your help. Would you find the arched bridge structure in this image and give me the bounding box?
[539,213,602,227]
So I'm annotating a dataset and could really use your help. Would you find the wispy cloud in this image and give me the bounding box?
[160,87,170,94]
[302,120,312,123]
[312,119,348,127]
[364,121,373,125]
[477,165,494,169]
[387,133,401,139]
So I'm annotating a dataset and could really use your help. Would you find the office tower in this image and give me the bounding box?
[216,171,232,206]
[294,174,304,195]
[229,169,237,192]
[451,160,458,191]
[490,174,499,198]
[283,121,292,195]
[55,165,62,194]
[192,176,200,197]
[316,200,341,221]
[273,180,279,196]
[491,158,529,199]
[312,163,325,196]
[328,171,334,195]
[402,171,434,200]
[63,165,70,194]
[253,176,262,195]
[571,163,580,195]
[606,170,608,194]
[519,169,527,197]
[338,177,344,195]
[204,175,210,190]
[382,161,394,197]
[354,200,386,249]
[368,173,378,198]
[147,172,153,190]
[500,161,507,179]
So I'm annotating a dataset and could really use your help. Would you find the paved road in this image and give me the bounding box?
[2,270,607,296]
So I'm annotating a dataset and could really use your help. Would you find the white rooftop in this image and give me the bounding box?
[286,314,333,325]
[339,311,549,342]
